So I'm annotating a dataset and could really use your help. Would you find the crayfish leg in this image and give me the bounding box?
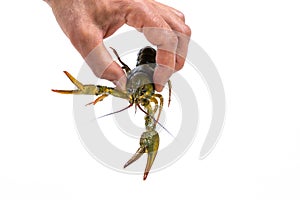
[85,94,109,106]
[152,94,164,124]
[110,47,131,73]
[167,80,172,107]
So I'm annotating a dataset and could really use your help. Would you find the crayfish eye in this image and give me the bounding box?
[127,88,133,93]
[140,86,147,95]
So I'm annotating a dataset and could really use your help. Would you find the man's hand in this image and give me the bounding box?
[45,0,191,91]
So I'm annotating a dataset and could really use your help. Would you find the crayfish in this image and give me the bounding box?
[52,46,172,180]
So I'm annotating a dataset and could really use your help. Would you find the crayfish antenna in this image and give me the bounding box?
[96,103,133,120]
[137,104,174,138]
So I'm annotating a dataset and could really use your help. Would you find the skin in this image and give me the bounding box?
[44,0,191,91]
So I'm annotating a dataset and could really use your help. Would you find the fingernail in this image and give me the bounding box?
[113,75,127,91]
[154,84,164,92]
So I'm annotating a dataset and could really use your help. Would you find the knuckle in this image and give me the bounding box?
[167,33,178,44]
[182,24,192,36]
[144,28,178,49]
[70,26,91,45]
[176,62,184,71]
[176,11,185,21]
[68,24,101,57]
[175,56,185,71]
[161,33,178,51]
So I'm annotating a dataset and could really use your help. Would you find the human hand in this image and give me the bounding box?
[44,0,191,91]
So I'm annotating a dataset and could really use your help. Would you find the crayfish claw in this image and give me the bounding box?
[63,71,84,90]
[124,130,159,180]
[143,150,158,180]
[123,147,145,168]
[51,89,81,94]
[52,71,101,96]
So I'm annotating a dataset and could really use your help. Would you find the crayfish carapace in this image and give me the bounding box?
[52,46,172,180]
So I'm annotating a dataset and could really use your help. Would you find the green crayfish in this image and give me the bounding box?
[52,46,172,180]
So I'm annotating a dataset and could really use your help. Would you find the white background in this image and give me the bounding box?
[0,0,299,199]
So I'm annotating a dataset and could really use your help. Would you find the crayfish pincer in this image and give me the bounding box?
[52,46,172,180]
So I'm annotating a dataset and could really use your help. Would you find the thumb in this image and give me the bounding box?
[85,43,126,90]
